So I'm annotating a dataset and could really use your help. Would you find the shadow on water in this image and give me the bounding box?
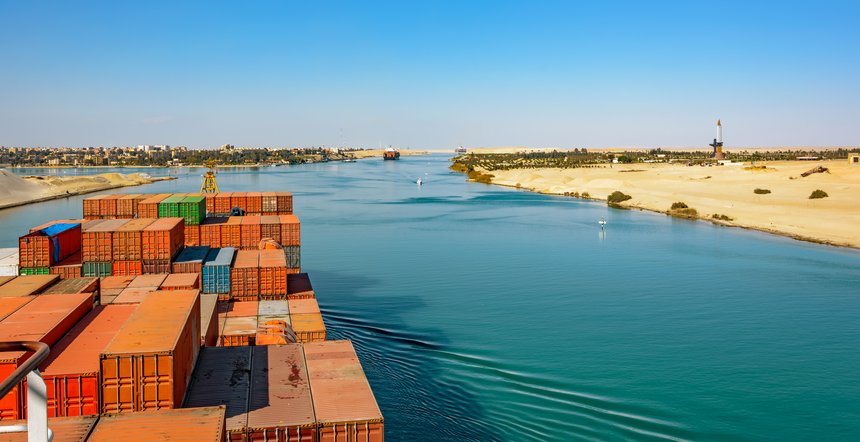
[311,269,505,442]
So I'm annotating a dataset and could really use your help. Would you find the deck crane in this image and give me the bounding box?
[200,160,220,193]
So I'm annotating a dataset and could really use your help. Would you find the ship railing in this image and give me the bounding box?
[0,341,53,442]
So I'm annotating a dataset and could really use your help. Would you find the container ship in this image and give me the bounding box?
[383,147,400,160]
[0,191,384,441]
[455,145,467,154]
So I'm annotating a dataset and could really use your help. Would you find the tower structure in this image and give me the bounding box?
[200,160,220,193]
[709,119,725,160]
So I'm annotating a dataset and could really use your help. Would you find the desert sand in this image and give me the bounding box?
[0,170,174,210]
[350,149,429,159]
[480,160,860,248]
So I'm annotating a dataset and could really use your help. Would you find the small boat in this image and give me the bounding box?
[416,178,423,185]
[343,159,357,163]
[383,147,400,160]
[599,217,607,229]
[455,145,467,154]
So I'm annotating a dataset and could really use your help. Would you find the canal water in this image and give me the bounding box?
[2,157,859,441]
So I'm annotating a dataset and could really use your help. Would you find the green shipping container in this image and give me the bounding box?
[158,195,185,218]
[82,261,112,277]
[179,196,207,225]
[20,267,50,275]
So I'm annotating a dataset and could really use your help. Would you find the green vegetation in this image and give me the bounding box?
[712,214,734,221]
[809,189,828,199]
[581,192,590,198]
[467,170,494,184]
[754,188,771,194]
[670,202,688,210]
[607,191,632,205]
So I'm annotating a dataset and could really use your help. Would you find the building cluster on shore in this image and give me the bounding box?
[0,191,383,440]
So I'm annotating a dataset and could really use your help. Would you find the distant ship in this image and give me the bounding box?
[455,145,467,154]
[383,147,400,160]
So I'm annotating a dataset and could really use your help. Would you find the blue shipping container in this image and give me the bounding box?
[202,247,236,294]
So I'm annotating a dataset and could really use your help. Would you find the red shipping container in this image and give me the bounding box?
[0,293,93,420]
[214,192,233,214]
[142,218,184,261]
[259,215,280,244]
[28,219,87,234]
[136,194,171,219]
[112,218,154,261]
[18,223,81,268]
[221,217,242,248]
[230,250,259,300]
[82,219,128,262]
[50,251,83,280]
[279,215,301,246]
[100,290,200,414]
[142,260,171,274]
[230,192,247,213]
[200,217,226,248]
[184,224,200,247]
[258,250,287,299]
[99,195,121,218]
[111,260,143,277]
[39,305,137,417]
[0,297,34,322]
[240,216,261,249]
[245,192,262,214]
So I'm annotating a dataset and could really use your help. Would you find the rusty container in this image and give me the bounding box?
[200,217,226,248]
[39,305,137,417]
[142,217,184,261]
[184,224,200,247]
[111,260,142,277]
[183,346,250,441]
[0,415,98,442]
[221,217,243,248]
[100,290,200,414]
[230,192,247,213]
[259,215,281,244]
[112,218,154,261]
[261,192,278,213]
[287,273,315,300]
[258,250,287,299]
[98,195,121,218]
[137,194,171,219]
[172,246,209,274]
[82,195,106,219]
[111,288,154,304]
[305,340,384,442]
[50,251,83,280]
[220,316,258,347]
[245,192,262,214]
[160,273,200,291]
[19,222,81,268]
[246,345,316,441]
[142,259,171,274]
[116,194,142,218]
[86,406,226,442]
[275,192,293,214]
[279,215,300,247]
[240,216,261,249]
[230,250,259,301]
[200,294,219,347]
[42,277,99,296]
[82,219,128,262]
[0,275,59,298]
[214,192,233,215]
[0,292,93,420]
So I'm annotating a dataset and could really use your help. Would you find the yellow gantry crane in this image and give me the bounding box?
[200,160,220,193]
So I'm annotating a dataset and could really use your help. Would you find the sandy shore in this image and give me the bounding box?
[477,160,860,248]
[350,149,430,159]
[0,170,175,210]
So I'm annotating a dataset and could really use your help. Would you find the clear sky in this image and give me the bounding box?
[1,1,858,149]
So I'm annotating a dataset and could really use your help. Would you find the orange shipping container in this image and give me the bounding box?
[42,277,99,296]
[39,305,137,418]
[184,224,200,247]
[246,345,316,441]
[128,274,168,288]
[200,294,219,347]
[200,217,226,248]
[111,260,142,277]
[279,215,300,246]
[116,194,142,218]
[230,192,247,213]
[214,192,233,214]
[221,217,242,248]
[111,288,153,305]
[305,340,384,442]
[142,217,184,261]
[0,297,34,322]
[0,275,59,298]
[82,219,129,262]
[290,313,326,343]
[100,290,200,414]
[240,216,261,249]
[112,218,154,261]
[259,215,280,244]
[220,316,257,347]
[275,192,293,214]
[142,260,171,274]
[137,194,172,219]
[82,195,106,219]
[205,193,216,213]
[0,415,98,442]
[100,275,135,291]
[230,250,259,300]
[99,195,121,217]
[160,273,200,291]
[224,300,258,318]
[50,251,83,280]
[86,406,227,442]
[0,293,93,420]
[258,250,287,299]
[261,192,278,213]
[245,192,262,214]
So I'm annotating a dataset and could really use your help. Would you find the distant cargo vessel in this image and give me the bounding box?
[455,146,467,154]
[383,147,400,160]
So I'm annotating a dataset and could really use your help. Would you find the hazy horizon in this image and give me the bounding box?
[2,1,858,149]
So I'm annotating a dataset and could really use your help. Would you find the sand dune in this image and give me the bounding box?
[482,160,860,248]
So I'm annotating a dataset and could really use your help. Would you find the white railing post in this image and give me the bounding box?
[26,369,50,442]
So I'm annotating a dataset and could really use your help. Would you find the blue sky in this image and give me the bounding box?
[1,1,858,149]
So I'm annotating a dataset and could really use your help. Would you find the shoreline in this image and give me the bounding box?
[0,175,176,211]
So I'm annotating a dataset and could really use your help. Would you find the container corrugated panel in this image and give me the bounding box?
[42,277,99,296]
[276,192,293,214]
[230,250,259,299]
[82,219,129,262]
[160,273,200,291]
[0,415,98,442]
[224,300,258,318]
[116,194,142,218]
[202,248,235,296]
[200,294,219,347]
[288,298,321,316]
[290,312,326,343]
[284,246,301,269]
[19,267,50,276]
[183,347,250,440]
[99,195,121,217]
[19,223,81,268]
[82,262,111,278]
[172,246,210,274]
[259,215,281,244]
[205,193,216,213]
[287,273,315,300]
[278,215,300,247]
[304,340,384,442]
[258,250,287,299]
[50,251,83,280]
[99,288,121,306]
[214,192,233,214]
[39,305,137,418]
[245,192,262,214]
[220,316,257,347]
[128,274,168,289]
[112,218,154,261]
[100,290,200,414]
[0,275,59,297]
[142,218,184,261]
[111,260,143,277]
[157,195,185,219]
[183,224,200,247]
[100,275,135,290]
[86,406,227,442]
[221,217,242,248]
[200,218,226,248]
[230,193,247,213]
[142,259,171,275]
[111,288,154,304]
[240,216,262,249]
[82,195,106,219]
[246,345,316,441]
[137,194,172,219]
[179,196,207,226]
[0,297,34,322]
[261,192,278,213]
[0,293,93,420]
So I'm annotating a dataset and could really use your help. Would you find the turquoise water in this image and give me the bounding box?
[2,157,859,441]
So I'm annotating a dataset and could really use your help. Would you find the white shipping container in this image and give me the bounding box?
[0,248,19,276]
